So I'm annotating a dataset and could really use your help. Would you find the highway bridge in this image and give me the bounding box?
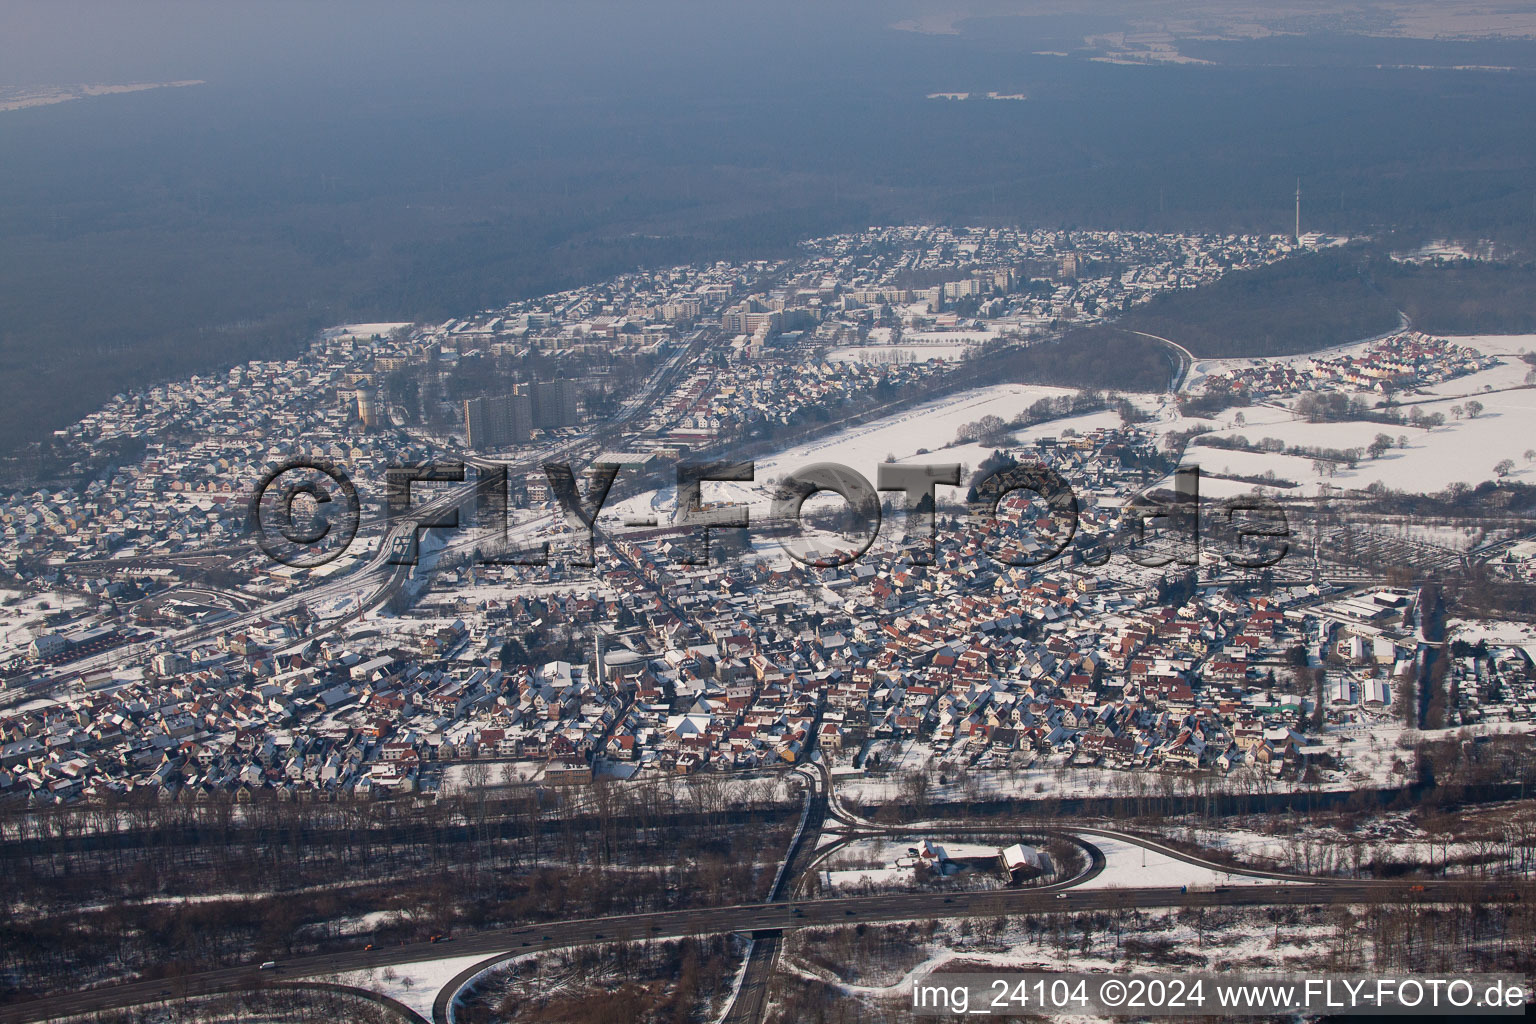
[3,845,1523,1024]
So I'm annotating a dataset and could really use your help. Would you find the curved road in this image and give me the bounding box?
[426,755,1471,1024]
[6,874,1526,1024]
[1117,328,1195,394]
[674,758,1324,1024]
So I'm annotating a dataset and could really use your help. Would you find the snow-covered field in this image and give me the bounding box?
[1074,836,1303,890]
[750,383,1081,483]
[1167,801,1536,880]
[598,338,1536,530]
[941,407,1130,479]
[905,330,1000,344]
[601,335,1536,522]
[611,335,1536,528]
[822,865,914,890]
[818,836,912,870]
[603,382,1098,527]
[342,952,486,1019]
[827,343,972,363]
[441,760,547,790]
[325,321,413,340]
[1325,714,1536,789]
[838,762,1134,806]
[779,904,1353,1017]
[0,589,90,657]
[835,708,1524,805]
[1448,617,1536,663]
[1165,335,1536,497]
[821,327,1002,365]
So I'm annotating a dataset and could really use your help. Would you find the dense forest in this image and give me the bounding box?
[0,782,796,1004]
[1115,249,1536,358]
[3,14,1536,451]
[1376,260,1536,336]
[985,327,1176,393]
[1117,248,1401,358]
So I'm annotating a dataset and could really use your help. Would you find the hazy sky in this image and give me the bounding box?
[0,1,933,91]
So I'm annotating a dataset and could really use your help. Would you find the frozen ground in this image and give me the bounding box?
[826,343,973,363]
[603,382,1099,526]
[342,952,486,1019]
[1167,805,1530,880]
[1162,334,1536,496]
[779,903,1351,1021]
[1448,617,1536,664]
[1074,836,1305,890]
[440,760,547,790]
[0,589,91,657]
[325,322,414,340]
[822,866,913,890]
[747,382,1083,486]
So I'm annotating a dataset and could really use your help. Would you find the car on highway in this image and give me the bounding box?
[259,961,277,970]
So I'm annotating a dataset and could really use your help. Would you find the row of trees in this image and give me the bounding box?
[772,895,1536,1021]
[0,780,799,1003]
[953,389,1127,447]
[467,935,743,1024]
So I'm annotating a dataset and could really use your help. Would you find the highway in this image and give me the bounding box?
[594,759,1296,1024]
[1116,327,1195,393]
[10,320,1525,1023]
[717,765,827,1024]
[695,757,1353,1024]
[6,755,1343,1024]
[5,874,1526,1024]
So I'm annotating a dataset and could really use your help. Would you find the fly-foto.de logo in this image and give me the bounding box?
[248,459,1289,572]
